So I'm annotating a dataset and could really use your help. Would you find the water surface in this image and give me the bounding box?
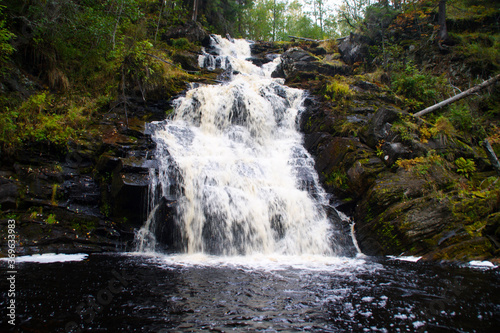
[1,253,498,332]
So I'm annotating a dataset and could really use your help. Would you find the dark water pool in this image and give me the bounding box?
[1,253,499,332]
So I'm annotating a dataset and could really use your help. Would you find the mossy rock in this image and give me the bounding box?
[425,237,495,261]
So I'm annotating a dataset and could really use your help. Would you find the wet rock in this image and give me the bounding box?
[0,177,19,210]
[110,165,150,227]
[249,42,282,66]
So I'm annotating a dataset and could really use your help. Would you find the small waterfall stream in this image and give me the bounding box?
[136,35,350,256]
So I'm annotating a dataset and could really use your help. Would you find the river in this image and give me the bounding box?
[1,253,499,332]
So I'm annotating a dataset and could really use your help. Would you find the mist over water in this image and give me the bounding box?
[136,35,345,256]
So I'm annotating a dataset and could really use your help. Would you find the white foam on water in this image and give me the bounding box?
[128,252,382,274]
[468,260,497,269]
[387,255,422,263]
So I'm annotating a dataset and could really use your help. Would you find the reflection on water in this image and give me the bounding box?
[1,253,499,332]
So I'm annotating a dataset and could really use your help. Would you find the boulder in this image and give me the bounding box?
[360,106,402,148]
[272,47,351,79]
[162,21,211,46]
[0,177,19,210]
[338,33,370,65]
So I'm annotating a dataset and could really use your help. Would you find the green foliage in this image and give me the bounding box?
[0,5,14,71]
[392,62,448,111]
[454,157,476,179]
[392,114,418,142]
[396,152,445,176]
[46,214,57,225]
[171,38,191,50]
[324,80,352,100]
[430,116,456,146]
[244,0,338,41]
[0,92,103,152]
[325,170,349,190]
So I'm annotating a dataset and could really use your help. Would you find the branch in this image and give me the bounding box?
[482,139,500,176]
[414,74,500,117]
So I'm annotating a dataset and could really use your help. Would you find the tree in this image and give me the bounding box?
[437,0,449,43]
[338,0,372,35]
[0,5,15,73]
[192,0,199,21]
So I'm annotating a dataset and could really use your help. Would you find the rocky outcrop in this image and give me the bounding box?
[272,47,351,80]
[162,21,211,46]
[338,33,371,65]
[281,40,499,261]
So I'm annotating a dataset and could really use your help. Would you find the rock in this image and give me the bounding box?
[346,156,386,196]
[338,33,370,65]
[0,177,19,210]
[162,21,211,46]
[360,107,402,148]
[110,158,151,226]
[381,142,411,165]
[272,47,351,79]
[171,51,200,71]
[249,42,282,66]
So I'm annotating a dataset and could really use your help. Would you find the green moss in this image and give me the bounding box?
[437,238,494,261]
[324,170,349,190]
[375,219,404,253]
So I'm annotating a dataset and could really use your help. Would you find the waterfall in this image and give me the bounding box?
[136,35,347,256]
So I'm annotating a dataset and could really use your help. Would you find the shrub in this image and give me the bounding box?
[430,116,456,145]
[454,157,476,179]
[171,37,191,50]
[324,80,352,101]
[392,62,448,111]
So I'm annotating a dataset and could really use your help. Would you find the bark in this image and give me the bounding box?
[154,0,166,42]
[438,0,449,43]
[192,0,199,22]
[482,139,500,176]
[413,74,500,117]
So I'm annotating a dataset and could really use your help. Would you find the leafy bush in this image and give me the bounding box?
[430,116,456,145]
[454,157,476,179]
[392,63,448,111]
[324,80,352,101]
[0,5,14,72]
[171,38,191,50]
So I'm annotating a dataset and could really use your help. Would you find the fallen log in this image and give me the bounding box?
[288,35,324,43]
[414,73,500,118]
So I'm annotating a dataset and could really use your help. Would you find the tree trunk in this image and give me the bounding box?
[154,0,165,42]
[273,0,277,42]
[482,139,500,176]
[437,0,449,43]
[413,74,500,117]
[192,0,198,22]
[112,0,125,50]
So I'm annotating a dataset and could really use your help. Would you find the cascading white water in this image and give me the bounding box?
[136,35,344,256]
